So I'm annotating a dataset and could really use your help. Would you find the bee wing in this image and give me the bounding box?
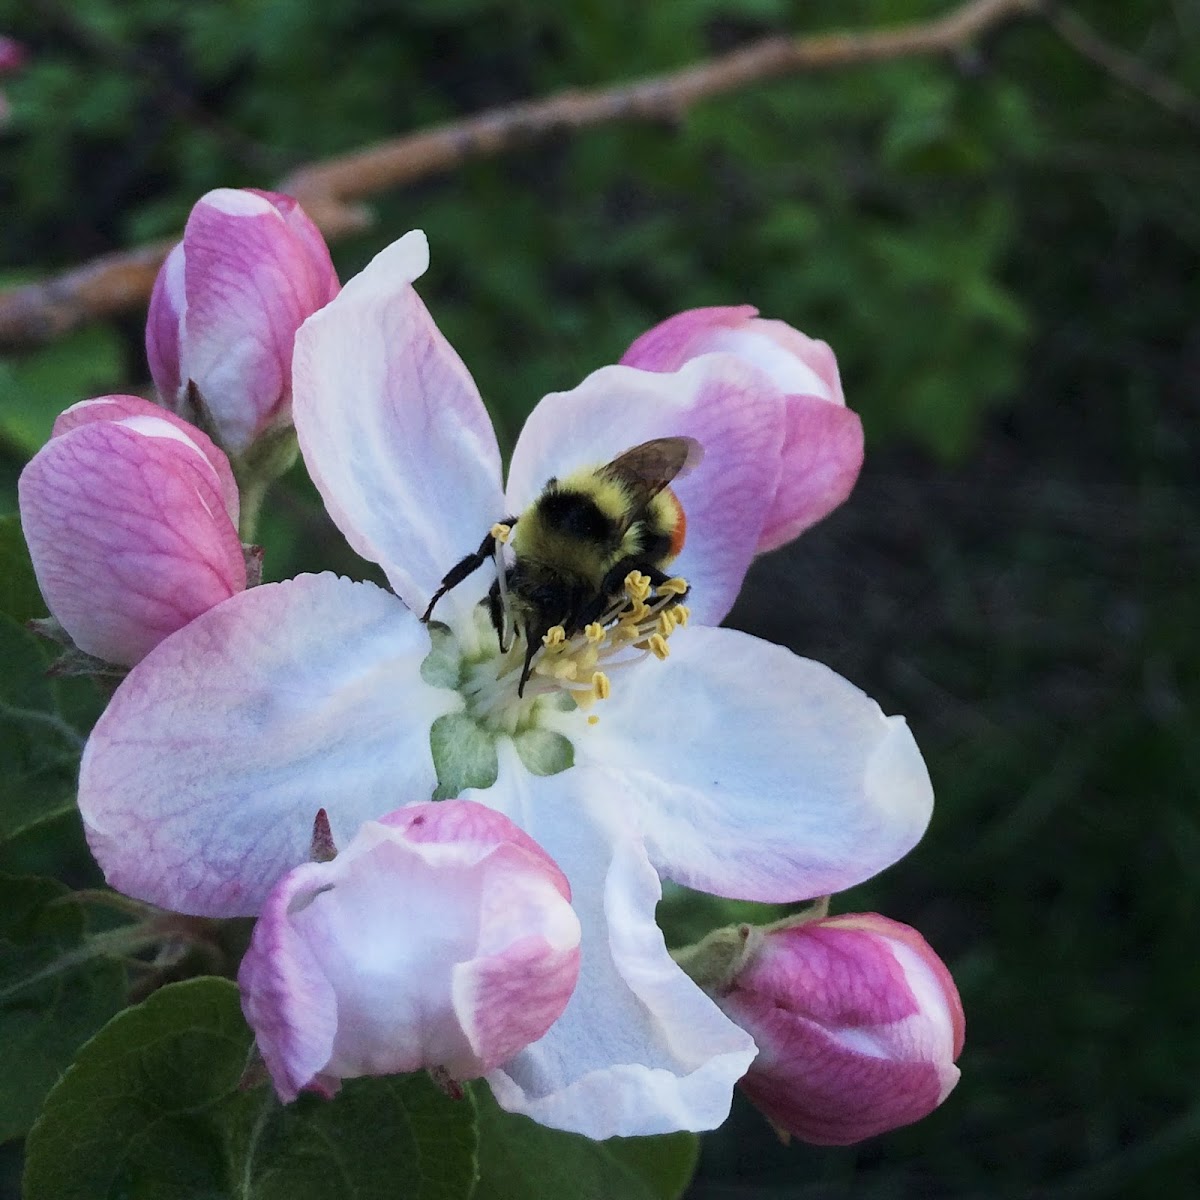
[599,437,704,505]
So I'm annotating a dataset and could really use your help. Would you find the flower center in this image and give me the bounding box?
[422,572,690,797]
[460,570,690,734]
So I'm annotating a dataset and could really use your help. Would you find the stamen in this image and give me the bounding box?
[491,522,512,543]
[543,625,566,648]
[587,715,600,726]
[624,571,651,604]
[592,672,611,701]
[648,633,670,660]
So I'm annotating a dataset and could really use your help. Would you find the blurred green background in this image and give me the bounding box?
[1,0,1198,1196]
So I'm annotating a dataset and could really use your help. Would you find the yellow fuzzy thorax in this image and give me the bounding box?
[509,468,679,579]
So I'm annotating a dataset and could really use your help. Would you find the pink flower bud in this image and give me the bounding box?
[0,36,26,74]
[238,800,582,1102]
[146,188,339,455]
[18,395,246,666]
[717,914,964,1145]
[621,306,863,552]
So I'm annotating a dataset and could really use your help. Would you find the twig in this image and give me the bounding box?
[0,0,1034,348]
[1045,5,1200,131]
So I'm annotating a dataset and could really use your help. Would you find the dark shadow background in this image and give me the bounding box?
[1,1,1198,1196]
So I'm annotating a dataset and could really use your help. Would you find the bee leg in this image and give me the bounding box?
[421,518,517,623]
[486,575,515,652]
[517,624,542,698]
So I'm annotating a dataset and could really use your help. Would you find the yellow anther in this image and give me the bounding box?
[542,625,566,648]
[624,571,651,603]
[658,576,689,597]
[656,611,676,637]
[592,671,611,701]
[587,714,600,726]
[674,604,690,626]
[490,522,512,543]
[584,622,605,643]
[648,634,670,661]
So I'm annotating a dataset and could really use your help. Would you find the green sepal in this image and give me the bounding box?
[430,712,499,800]
[512,727,574,777]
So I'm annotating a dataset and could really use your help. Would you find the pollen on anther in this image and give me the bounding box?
[585,622,605,643]
[660,576,689,596]
[592,671,611,701]
[490,522,512,543]
[543,625,566,647]
[648,634,670,660]
[624,571,651,603]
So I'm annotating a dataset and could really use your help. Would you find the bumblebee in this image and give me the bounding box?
[422,436,703,693]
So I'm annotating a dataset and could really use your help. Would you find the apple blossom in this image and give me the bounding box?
[79,230,934,1138]
[239,800,581,1102]
[146,187,339,456]
[713,913,964,1145]
[621,305,862,552]
[18,395,245,667]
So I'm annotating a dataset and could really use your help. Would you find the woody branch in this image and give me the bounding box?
[1,0,1038,348]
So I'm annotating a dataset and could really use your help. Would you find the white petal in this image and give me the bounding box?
[556,626,933,901]
[475,758,756,1137]
[79,573,459,916]
[293,233,505,622]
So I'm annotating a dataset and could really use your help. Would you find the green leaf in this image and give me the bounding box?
[0,515,43,625]
[239,1073,479,1200]
[472,1084,698,1200]
[0,875,125,1142]
[0,324,123,456]
[25,977,479,1200]
[0,614,86,842]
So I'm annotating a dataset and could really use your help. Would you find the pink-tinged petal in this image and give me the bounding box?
[293,232,504,623]
[145,242,186,407]
[78,573,457,916]
[718,915,962,1144]
[248,189,340,306]
[816,914,965,1058]
[240,800,579,1099]
[238,861,339,1102]
[181,188,338,453]
[758,395,863,553]
[555,626,933,902]
[477,759,757,1138]
[381,802,572,902]
[621,306,860,552]
[507,356,785,627]
[621,306,843,404]
[52,394,239,523]
[18,418,245,665]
